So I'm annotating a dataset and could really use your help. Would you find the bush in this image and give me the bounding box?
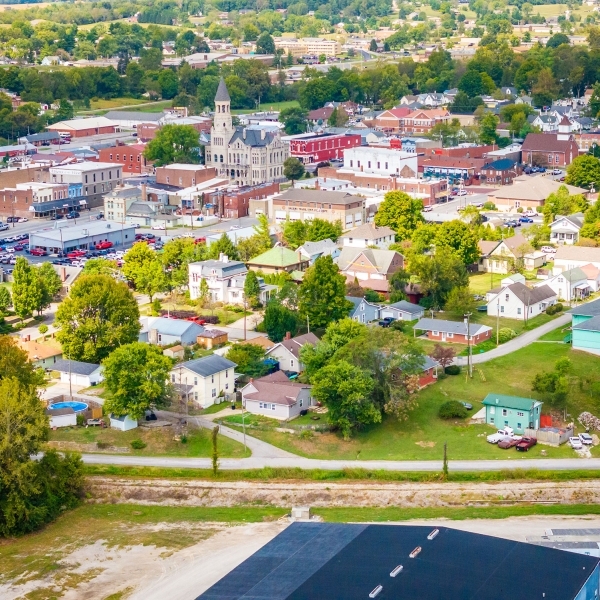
[546,303,564,315]
[76,413,85,427]
[130,439,147,450]
[151,298,161,316]
[517,207,524,213]
[554,303,563,313]
[38,324,48,334]
[483,201,496,210]
[439,400,468,419]
[497,328,517,344]
[445,365,461,375]
[180,434,187,444]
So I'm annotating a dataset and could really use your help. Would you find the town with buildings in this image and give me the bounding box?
[5,0,600,597]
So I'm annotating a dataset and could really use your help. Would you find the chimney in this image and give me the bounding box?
[243,128,247,139]
[141,183,147,202]
[285,331,291,340]
[261,129,266,140]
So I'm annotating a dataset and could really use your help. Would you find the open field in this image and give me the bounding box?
[231,100,299,115]
[469,272,504,294]
[0,1,54,10]
[235,344,600,461]
[48,424,250,458]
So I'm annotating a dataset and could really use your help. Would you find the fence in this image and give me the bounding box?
[524,426,573,447]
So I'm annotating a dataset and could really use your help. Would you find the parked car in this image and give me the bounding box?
[378,317,396,328]
[0,224,9,231]
[518,216,533,223]
[460,402,473,410]
[151,225,164,230]
[487,427,515,444]
[96,213,104,220]
[552,169,562,175]
[579,433,593,445]
[13,244,23,251]
[497,438,521,449]
[17,217,28,223]
[504,220,518,228]
[569,436,583,450]
[95,241,113,250]
[422,206,433,212]
[67,250,86,258]
[515,437,537,452]
[50,214,64,220]
[541,246,556,254]
[30,248,47,256]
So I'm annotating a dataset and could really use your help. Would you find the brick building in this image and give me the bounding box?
[522,129,579,168]
[205,181,280,219]
[138,117,211,142]
[288,133,362,164]
[98,143,148,174]
[0,182,70,219]
[413,318,493,345]
[155,164,218,188]
[47,116,118,138]
[479,158,522,185]
[418,155,486,182]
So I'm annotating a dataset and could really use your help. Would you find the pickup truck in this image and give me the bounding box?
[515,437,537,452]
[487,427,516,444]
[378,317,396,328]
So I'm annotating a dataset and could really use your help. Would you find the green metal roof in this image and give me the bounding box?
[482,393,541,411]
[247,246,303,268]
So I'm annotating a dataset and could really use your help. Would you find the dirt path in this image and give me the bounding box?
[87,476,600,508]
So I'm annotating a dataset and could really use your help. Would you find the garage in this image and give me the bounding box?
[52,359,104,387]
[380,300,425,321]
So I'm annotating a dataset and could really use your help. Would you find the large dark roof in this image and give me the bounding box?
[522,133,575,152]
[215,77,231,102]
[182,354,236,377]
[198,523,599,600]
[229,127,276,147]
[52,359,101,376]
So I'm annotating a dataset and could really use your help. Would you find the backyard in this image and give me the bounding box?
[231,344,600,461]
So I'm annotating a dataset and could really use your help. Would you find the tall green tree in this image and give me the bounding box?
[283,157,305,184]
[0,286,11,313]
[279,106,309,135]
[542,185,589,224]
[56,275,140,363]
[374,191,424,240]
[0,336,43,387]
[35,262,62,313]
[312,360,378,439]
[103,342,173,419]
[144,124,200,166]
[298,256,351,329]
[161,237,207,290]
[565,155,600,189]
[208,233,240,261]
[479,112,499,145]
[225,343,268,377]
[444,286,477,316]
[243,270,261,308]
[264,299,301,342]
[12,257,41,319]
[256,32,275,54]
[434,220,481,265]
[122,243,166,302]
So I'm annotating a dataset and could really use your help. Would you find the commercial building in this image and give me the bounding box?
[155,164,218,189]
[272,188,365,228]
[0,181,71,219]
[103,185,142,222]
[47,116,118,138]
[102,111,165,129]
[205,78,289,186]
[49,161,123,208]
[342,146,418,178]
[522,130,579,167]
[288,132,362,164]
[200,523,600,600]
[273,37,341,57]
[98,143,149,174]
[29,220,136,253]
[203,181,280,219]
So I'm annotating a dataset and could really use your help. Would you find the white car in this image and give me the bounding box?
[5,247,14,254]
[422,206,433,212]
[569,436,583,450]
[151,225,165,230]
[455,189,467,196]
[17,217,28,223]
[487,427,515,444]
[471,202,484,208]
[579,433,593,445]
[540,246,556,254]
[552,169,562,175]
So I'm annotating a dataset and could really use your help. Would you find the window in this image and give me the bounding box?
[212,388,217,397]
[500,306,505,313]
[432,331,439,336]
[517,307,522,315]
[490,417,494,423]
[517,411,524,417]
[171,374,175,382]
[225,384,229,390]
[194,377,198,386]
[447,332,454,338]
[504,420,509,427]
[226,370,229,378]
[517,423,522,429]
[211,375,214,383]
[505,294,509,301]
[290,359,294,368]
[300,398,303,407]
[502,409,507,416]
[490,406,495,414]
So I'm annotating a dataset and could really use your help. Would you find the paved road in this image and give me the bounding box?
[455,313,571,366]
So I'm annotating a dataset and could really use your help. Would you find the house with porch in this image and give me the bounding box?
[482,393,543,433]
[241,371,313,419]
[486,282,557,320]
[265,332,319,374]
[413,318,492,345]
[538,267,590,302]
[567,298,600,356]
[549,213,584,245]
[482,234,546,274]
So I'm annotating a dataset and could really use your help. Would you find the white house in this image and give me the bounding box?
[109,414,138,431]
[297,239,340,265]
[241,371,313,420]
[379,300,424,321]
[265,332,319,373]
[539,267,590,302]
[549,213,584,245]
[41,55,61,66]
[52,359,104,387]
[342,146,418,177]
[581,263,600,292]
[139,317,204,346]
[46,407,76,428]
[170,354,237,407]
[553,246,600,273]
[188,254,275,306]
[482,234,546,275]
[486,282,557,320]
[484,274,526,302]
[338,223,396,250]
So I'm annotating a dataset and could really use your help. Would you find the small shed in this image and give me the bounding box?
[46,407,76,428]
[164,345,185,360]
[197,329,228,349]
[379,299,424,322]
[109,414,138,431]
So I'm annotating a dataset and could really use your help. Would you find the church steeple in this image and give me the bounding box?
[214,77,232,133]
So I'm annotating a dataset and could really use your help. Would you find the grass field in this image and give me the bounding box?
[469,272,504,294]
[232,100,299,115]
[238,344,600,461]
[48,424,250,458]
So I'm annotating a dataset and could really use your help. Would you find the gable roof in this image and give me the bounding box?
[555,246,600,263]
[52,359,101,376]
[189,258,247,278]
[242,374,311,406]
[339,223,395,241]
[277,188,364,206]
[247,246,305,268]
[549,267,588,283]
[337,247,403,275]
[478,240,500,256]
[387,300,423,314]
[266,332,319,360]
[572,314,600,332]
[181,354,236,377]
[482,393,540,411]
[481,158,516,171]
[550,213,584,229]
[297,239,338,257]
[143,317,204,337]
[229,127,277,148]
[17,339,62,361]
[521,133,575,153]
[491,282,557,305]
[499,234,530,254]
[567,297,600,317]
[580,263,600,279]
[413,318,492,336]
[491,179,587,202]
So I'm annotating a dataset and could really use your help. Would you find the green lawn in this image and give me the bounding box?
[48,424,249,458]
[232,100,299,115]
[240,344,600,461]
[469,272,504,294]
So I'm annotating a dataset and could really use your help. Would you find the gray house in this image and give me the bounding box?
[379,300,424,321]
[139,317,205,346]
[346,296,380,323]
[297,239,340,265]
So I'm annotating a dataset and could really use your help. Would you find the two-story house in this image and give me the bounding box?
[346,296,381,323]
[336,248,405,294]
[483,234,546,274]
[170,354,237,408]
[297,239,340,265]
[486,282,557,320]
[549,213,584,245]
[482,393,542,433]
[338,223,396,250]
[567,297,600,356]
[538,267,590,302]
[265,332,319,374]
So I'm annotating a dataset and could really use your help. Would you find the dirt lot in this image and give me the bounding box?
[87,476,600,508]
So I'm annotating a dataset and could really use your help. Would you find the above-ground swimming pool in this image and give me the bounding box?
[50,401,89,413]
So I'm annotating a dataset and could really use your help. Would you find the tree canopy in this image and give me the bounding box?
[374,191,424,241]
[144,124,200,166]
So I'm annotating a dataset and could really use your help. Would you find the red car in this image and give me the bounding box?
[13,244,24,251]
[497,438,520,449]
[95,241,113,250]
[194,237,206,245]
[30,248,47,256]
[516,437,537,452]
[67,250,86,258]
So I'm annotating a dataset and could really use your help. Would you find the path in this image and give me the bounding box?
[455,313,571,366]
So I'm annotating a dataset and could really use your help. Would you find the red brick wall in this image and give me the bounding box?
[426,329,491,345]
[155,165,217,188]
[418,368,438,388]
[99,146,145,174]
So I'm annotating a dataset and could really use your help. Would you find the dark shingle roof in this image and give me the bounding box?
[215,77,230,102]
[413,318,491,336]
[572,315,600,332]
[387,300,423,314]
[568,298,600,317]
[229,127,276,147]
[182,354,236,377]
[481,158,516,171]
[52,359,101,376]
[499,282,557,304]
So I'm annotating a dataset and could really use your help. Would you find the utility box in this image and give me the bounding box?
[291,506,311,520]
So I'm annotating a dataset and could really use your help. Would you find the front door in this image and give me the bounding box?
[441,332,446,341]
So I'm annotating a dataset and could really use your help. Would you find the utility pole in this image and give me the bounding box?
[68,350,72,400]
[243,295,247,341]
[496,298,500,346]
[306,315,310,333]
[464,312,473,378]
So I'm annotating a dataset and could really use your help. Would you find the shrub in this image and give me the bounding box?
[76,413,85,427]
[445,365,461,375]
[483,201,496,210]
[299,429,314,440]
[130,439,147,450]
[546,305,556,315]
[439,400,468,419]
[180,434,188,444]
[517,207,524,213]
[554,303,563,313]
[497,328,517,344]
[151,299,161,316]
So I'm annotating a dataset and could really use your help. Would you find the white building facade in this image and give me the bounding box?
[342,147,418,177]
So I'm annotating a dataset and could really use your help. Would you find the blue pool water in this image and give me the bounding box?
[50,401,88,413]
